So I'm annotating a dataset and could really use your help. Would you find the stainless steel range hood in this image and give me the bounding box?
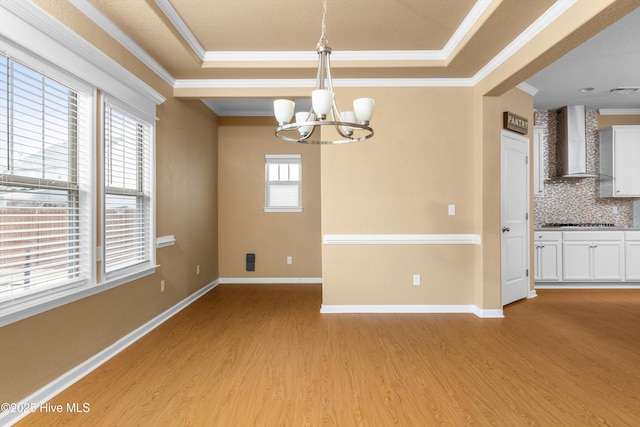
[555,105,598,178]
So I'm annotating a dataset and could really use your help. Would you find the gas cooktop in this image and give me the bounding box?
[541,222,615,228]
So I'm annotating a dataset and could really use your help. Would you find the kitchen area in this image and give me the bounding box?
[532,105,640,287]
[524,4,640,289]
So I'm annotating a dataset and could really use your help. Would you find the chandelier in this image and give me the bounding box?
[273,0,375,144]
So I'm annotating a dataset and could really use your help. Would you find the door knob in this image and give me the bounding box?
[502,227,510,233]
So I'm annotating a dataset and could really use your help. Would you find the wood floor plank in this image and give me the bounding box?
[16,286,640,426]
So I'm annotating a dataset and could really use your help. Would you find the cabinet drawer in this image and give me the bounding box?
[624,231,640,241]
[534,231,561,241]
[562,231,624,241]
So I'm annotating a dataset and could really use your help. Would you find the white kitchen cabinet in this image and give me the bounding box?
[534,232,561,281]
[592,242,624,280]
[562,231,624,281]
[600,126,640,197]
[563,242,592,280]
[625,231,640,281]
[533,126,545,197]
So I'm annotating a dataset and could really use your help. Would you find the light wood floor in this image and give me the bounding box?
[18,285,640,426]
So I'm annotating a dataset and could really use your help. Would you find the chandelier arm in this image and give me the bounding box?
[324,53,332,86]
[276,120,373,144]
[300,127,315,142]
[333,122,352,139]
[324,51,334,95]
[324,53,344,123]
[315,52,324,90]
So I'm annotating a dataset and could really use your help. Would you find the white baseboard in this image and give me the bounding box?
[320,304,504,318]
[0,279,220,427]
[472,307,505,318]
[528,289,538,299]
[536,283,640,289]
[219,277,322,284]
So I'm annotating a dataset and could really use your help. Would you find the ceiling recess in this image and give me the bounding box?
[610,87,640,95]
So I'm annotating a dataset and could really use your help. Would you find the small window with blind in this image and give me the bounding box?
[264,154,302,212]
[102,98,154,278]
[0,53,91,305]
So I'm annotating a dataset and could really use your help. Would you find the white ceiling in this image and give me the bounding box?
[525,6,640,111]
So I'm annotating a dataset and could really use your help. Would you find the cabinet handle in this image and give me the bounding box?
[502,227,510,233]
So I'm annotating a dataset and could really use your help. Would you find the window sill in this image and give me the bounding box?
[0,265,156,327]
[264,207,303,213]
[156,235,176,248]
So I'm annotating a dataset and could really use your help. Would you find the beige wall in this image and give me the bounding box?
[218,117,322,278]
[320,85,533,309]
[477,89,535,311]
[598,114,640,128]
[321,87,478,306]
[0,6,219,405]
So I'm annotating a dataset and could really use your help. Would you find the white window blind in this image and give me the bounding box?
[103,99,153,276]
[0,53,90,304]
[265,154,302,212]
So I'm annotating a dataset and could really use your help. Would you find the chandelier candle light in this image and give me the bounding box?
[274,0,375,144]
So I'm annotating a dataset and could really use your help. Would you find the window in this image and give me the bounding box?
[0,53,91,305]
[0,4,163,326]
[102,98,154,278]
[265,154,302,212]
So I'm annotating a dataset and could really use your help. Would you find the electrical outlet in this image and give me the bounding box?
[448,204,456,216]
[196,265,200,275]
[160,280,165,292]
[287,256,292,265]
[612,206,619,214]
[413,274,421,286]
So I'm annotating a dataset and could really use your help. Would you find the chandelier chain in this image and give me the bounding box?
[317,0,329,49]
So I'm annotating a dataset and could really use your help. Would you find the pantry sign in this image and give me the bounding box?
[503,112,528,134]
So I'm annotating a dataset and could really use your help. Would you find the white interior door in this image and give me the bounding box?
[501,130,530,306]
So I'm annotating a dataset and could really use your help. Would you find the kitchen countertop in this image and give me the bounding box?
[534,227,640,231]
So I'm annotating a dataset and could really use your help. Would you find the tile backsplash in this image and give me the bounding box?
[533,109,636,228]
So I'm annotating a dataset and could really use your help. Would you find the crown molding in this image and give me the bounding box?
[598,109,640,115]
[470,0,577,85]
[174,77,475,89]
[168,0,493,65]
[202,50,447,63]
[176,0,572,92]
[516,82,539,96]
[154,0,205,60]
[203,51,316,63]
[29,0,574,98]
[441,0,493,57]
[0,0,166,109]
[67,0,175,87]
